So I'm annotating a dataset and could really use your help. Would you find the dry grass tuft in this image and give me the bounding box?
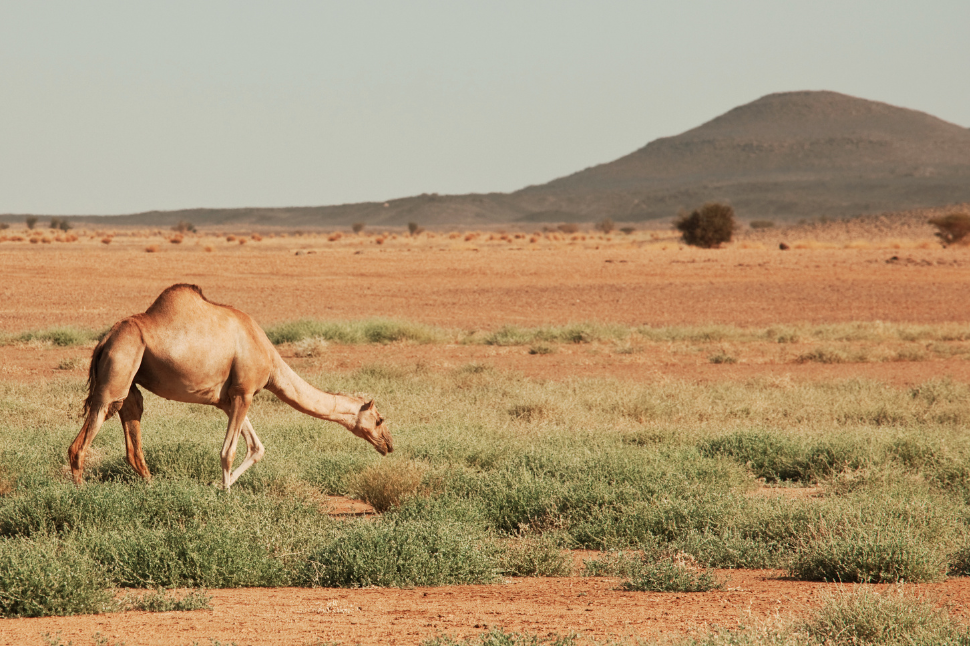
[100,237,112,245]
[145,245,159,253]
[349,460,426,513]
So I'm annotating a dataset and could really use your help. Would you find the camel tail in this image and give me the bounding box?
[82,338,108,419]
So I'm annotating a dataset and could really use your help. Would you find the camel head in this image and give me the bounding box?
[352,399,393,455]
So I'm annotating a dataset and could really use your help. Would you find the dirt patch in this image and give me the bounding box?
[2,235,969,333]
[5,570,970,646]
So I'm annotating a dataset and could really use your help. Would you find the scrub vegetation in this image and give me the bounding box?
[3,360,970,618]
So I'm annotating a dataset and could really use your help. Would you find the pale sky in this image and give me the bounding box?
[2,1,968,215]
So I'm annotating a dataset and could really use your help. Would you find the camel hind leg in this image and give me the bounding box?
[119,384,152,480]
[69,320,146,485]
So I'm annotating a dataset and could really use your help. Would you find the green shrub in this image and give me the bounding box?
[84,523,290,588]
[699,431,855,482]
[500,534,572,577]
[581,551,641,577]
[789,529,948,583]
[302,517,499,588]
[621,556,723,592]
[801,587,970,645]
[0,537,111,617]
[675,203,737,248]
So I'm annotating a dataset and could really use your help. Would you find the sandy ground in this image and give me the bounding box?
[1,233,968,332]
[5,570,970,646]
[1,232,970,645]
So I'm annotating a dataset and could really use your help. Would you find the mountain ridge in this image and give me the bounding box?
[3,91,969,228]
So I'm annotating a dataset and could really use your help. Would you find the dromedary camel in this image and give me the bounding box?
[68,284,392,490]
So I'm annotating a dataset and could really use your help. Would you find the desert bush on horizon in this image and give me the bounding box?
[25,216,38,230]
[172,220,197,234]
[352,222,366,234]
[928,212,970,246]
[557,223,579,234]
[48,218,71,232]
[596,218,615,234]
[675,203,737,248]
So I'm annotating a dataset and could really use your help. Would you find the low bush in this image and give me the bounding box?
[348,459,425,513]
[929,212,970,245]
[500,533,572,577]
[699,431,856,482]
[621,555,723,592]
[789,531,948,583]
[801,587,970,645]
[302,517,499,588]
[0,537,112,617]
[675,203,737,248]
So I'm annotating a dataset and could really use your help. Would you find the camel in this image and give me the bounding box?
[68,284,392,490]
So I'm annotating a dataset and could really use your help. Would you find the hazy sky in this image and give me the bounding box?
[2,1,968,215]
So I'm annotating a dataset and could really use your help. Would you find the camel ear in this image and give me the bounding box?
[360,399,374,412]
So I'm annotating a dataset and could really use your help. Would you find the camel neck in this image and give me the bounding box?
[267,359,360,429]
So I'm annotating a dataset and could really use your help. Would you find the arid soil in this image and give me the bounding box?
[6,570,970,646]
[1,231,969,645]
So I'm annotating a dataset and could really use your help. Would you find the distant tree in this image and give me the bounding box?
[596,218,615,234]
[408,222,423,235]
[49,217,71,231]
[0,222,9,230]
[557,223,579,234]
[352,222,366,234]
[25,216,38,230]
[674,203,737,248]
[928,213,970,246]
[172,220,197,234]
[620,226,636,235]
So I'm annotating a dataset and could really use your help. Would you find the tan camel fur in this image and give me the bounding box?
[68,284,392,490]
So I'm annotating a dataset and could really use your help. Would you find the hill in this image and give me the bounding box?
[514,91,970,221]
[3,91,969,229]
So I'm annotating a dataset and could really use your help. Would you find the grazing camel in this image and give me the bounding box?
[68,284,392,490]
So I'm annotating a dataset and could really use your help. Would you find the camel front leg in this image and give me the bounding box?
[220,394,252,492]
[119,385,152,481]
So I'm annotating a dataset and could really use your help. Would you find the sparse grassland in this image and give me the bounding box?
[9,320,969,370]
[3,364,970,618]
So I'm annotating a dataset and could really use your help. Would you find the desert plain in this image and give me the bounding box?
[1,221,970,645]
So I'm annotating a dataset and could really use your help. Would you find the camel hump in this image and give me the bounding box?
[144,284,214,314]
